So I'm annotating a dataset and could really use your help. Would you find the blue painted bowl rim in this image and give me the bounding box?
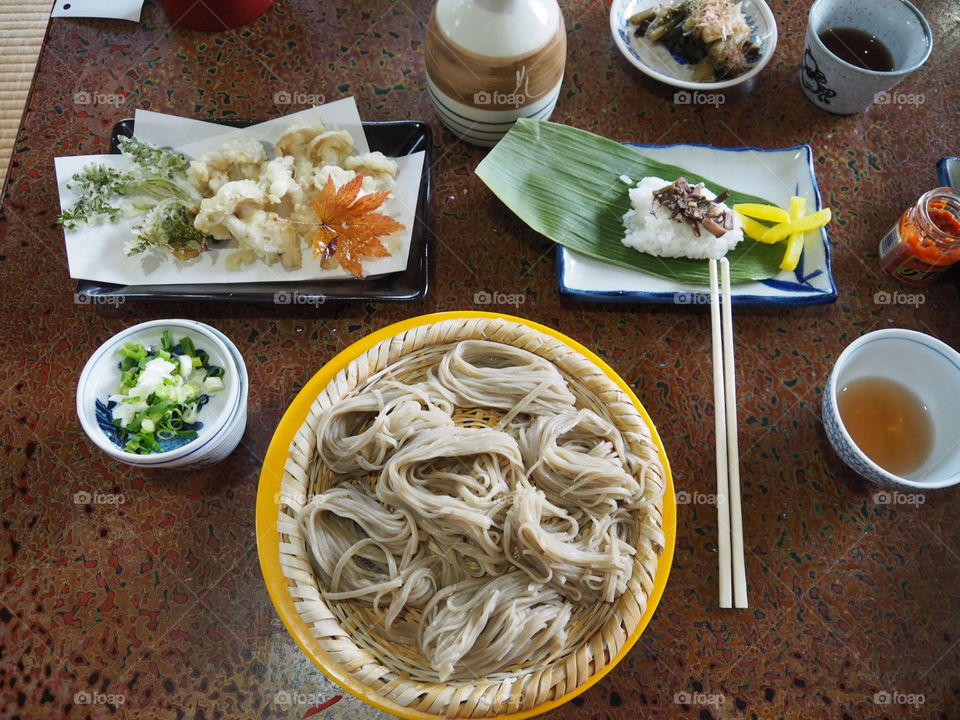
[825,329,960,489]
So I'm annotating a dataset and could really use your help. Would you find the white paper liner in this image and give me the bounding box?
[55,98,425,285]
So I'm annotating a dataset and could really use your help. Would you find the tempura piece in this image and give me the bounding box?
[344,151,399,193]
[188,136,267,196]
[194,180,301,269]
[275,121,354,180]
[307,130,354,167]
[259,155,303,214]
[309,165,358,194]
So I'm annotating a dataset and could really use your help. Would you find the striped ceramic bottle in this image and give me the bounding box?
[425,0,566,147]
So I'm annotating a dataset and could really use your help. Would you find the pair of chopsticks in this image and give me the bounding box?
[709,257,747,609]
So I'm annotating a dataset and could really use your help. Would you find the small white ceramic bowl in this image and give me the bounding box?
[77,319,247,469]
[610,0,778,91]
[823,329,960,490]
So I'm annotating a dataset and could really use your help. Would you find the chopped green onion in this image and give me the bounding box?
[105,335,227,455]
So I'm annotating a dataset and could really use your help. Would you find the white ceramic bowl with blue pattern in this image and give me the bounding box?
[610,0,778,91]
[823,329,960,490]
[77,319,248,470]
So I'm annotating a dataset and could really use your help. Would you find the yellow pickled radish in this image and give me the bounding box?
[789,196,807,220]
[780,196,813,272]
[735,196,830,271]
[760,208,832,243]
[780,232,805,271]
[735,212,773,241]
[733,202,791,224]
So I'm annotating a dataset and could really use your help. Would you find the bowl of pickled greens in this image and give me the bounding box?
[77,319,247,468]
[611,0,778,90]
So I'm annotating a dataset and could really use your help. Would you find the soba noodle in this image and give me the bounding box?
[517,408,645,515]
[419,571,572,681]
[298,339,660,681]
[378,426,523,577]
[436,340,576,415]
[298,485,439,632]
[504,485,634,603]
[316,383,454,474]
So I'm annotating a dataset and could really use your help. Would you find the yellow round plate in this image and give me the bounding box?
[256,311,676,719]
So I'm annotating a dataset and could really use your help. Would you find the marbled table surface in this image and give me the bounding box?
[1,1,958,718]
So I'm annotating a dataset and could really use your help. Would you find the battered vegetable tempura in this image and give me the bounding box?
[188,121,400,272]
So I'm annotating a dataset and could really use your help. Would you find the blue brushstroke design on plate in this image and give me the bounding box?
[95,399,205,454]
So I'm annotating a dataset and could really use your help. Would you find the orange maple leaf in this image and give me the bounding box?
[309,173,405,278]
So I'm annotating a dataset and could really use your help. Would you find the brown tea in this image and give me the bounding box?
[819,27,895,72]
[837,376,932,476]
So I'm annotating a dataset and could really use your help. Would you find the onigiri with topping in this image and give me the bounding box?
[621,175,743,260]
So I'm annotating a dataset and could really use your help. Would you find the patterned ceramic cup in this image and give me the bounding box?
[822,329,960,490]
[800,0,932,115]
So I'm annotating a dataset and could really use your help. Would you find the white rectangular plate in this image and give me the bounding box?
[56,100,425,286]
[558,143,838,306]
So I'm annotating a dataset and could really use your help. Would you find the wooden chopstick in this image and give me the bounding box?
[710,258,747,609]
[720,258,747,608]
[709,259,732,608]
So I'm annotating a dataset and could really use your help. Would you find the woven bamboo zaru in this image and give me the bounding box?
[276,317,666,718]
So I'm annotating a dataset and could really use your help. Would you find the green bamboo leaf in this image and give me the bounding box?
[476,118,784,285]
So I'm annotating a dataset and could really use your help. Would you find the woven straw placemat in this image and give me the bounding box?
[0,1,51,183]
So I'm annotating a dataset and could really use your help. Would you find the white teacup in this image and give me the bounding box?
[800,0,932,115]
[823,329,960,490]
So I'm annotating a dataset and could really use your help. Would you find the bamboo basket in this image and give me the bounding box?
[274,315,667,718]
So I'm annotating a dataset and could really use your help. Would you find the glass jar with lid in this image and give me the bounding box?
[879,187,960,286]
